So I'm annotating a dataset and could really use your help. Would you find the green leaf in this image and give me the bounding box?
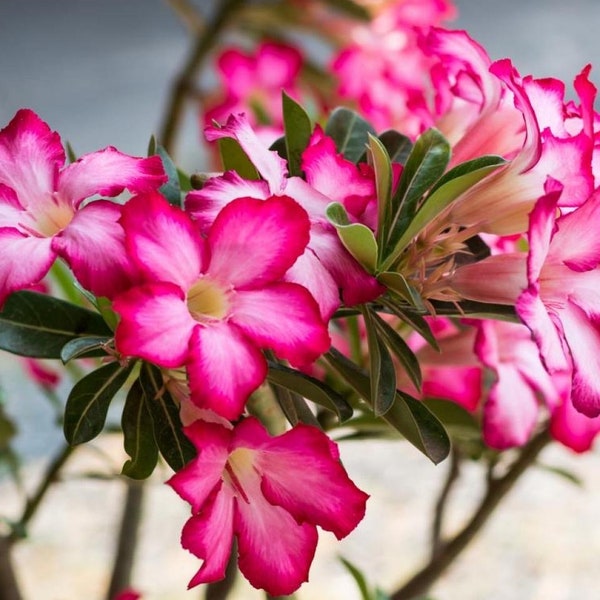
[339,557,371,600]
[368,134,393,250]
[326,202,378,272]
[325,107,376,163]
[323,0,370,20]
[140,364,195,471]
[324,347,450,463]
[0,291,112,359]
[370,310,422,391]
[381,301,439,350]
[218,137,260,180]
[387,155,505,258]
[60,335,112,363]
[429,299,519,322]
[361,306,396,416]
[269,383,321,428]
[423,398,480,440]
[536,463,584,487]
[267,362,353,422]
[64,361,135,445]
[377,272,424,309]
[282,91,312,176]
[383,129,450,270]
[121,378,159,479]
[378,129,412,165]
[157,145,183,208]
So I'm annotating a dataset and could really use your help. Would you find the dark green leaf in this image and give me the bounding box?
[381,301,439,350]
[269,383,321,428]
[324,347,450,463]
[269,135,287,161]
[325,107,376,163]
[378,130,413,165]
[326,202,378,272]
[339,557,371,600]
[0,291,112,359]
[282,91,312,176]
[60,335,112,363]
[218,137,260,180]
[121,378,159,479]
[157,145,183,208]
[323,0,370,20]
[383,129,450,270]
[371,310,422,390]
[140,364,195,471]
[377,273,425,309]
[423,399,480,440]
[361,306,396,416]
[267,362,353,422]
[429,300,519,322]
[64,361,135,445]
[65,141,78,164]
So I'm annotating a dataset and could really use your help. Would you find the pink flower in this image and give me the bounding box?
[0,109,166,304]
[187,114,384,319]
[168,417,368,595]
[113,192,330,420]
[112,590,141,600]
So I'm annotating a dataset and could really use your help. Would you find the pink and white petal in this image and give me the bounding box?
[185,171,270,230]
[558,300,600,417]
[168,421,231,511]
[204,113,288,194]
[516,285,570,374]
[0,228,55,305]
[52,200,139,298]
[187,323,267,420]
[232,283,330,366]
[482,365,539,449]
[283,176,335,220]
[550,397,600,453]
[309,227,385,306]
[284,248,340,320]
[207,196,309,289]
[523,76,567,136]
[0,184,26,228]
[121,192,206,289]
[527,187,561,281]
[258,424,368,539]
[0,109,64,209]
[181,484,235,587]
[113,282,195,367]
[234,477,318,596]
[57,147,165,206]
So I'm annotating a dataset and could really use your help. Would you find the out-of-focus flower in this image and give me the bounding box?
[113,192,329,420]
[0,109,166,304]
[168,417,368,595]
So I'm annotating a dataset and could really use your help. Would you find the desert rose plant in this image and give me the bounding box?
[1,1,600,599]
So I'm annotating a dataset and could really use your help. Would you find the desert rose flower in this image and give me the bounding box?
[168,417,368,595]
[113,192,330,420]
[0,109,166,304]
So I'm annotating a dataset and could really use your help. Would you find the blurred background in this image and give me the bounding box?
[1,1,600,599]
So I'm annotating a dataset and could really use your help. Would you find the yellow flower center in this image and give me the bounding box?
[186,277,231,322]
[224,447,256,504]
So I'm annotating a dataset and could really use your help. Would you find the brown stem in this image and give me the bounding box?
[105,479,145,600]
[158,0,245,156]
[0,537,22,600]
[390,428,551,600]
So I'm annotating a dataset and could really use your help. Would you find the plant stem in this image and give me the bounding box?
[0,537,22,600]
[390,428,551,600]
[105,479,145,600]
[158,0,245,156]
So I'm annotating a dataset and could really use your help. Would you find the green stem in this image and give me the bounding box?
[158,0,245,155]
[390,428,551,600]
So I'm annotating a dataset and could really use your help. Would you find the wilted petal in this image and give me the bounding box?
[121,192,206,289]
[187,323,268,420]
[257,424,369,539]
[113,282,195,367]
[58,147,165,206]
[0,228,55,305]
[207,196,309,289]
[232,283,330,366]
[0,109,63,211]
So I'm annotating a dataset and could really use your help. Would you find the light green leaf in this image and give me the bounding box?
[325,107,376,163]
[282,91,312,176]
[368,134,393,250]
[156,145,183,208]
[64,361,135,445]
[326,202,378,272]
[377,272,424,309]
[339,557,371,600]
[218,137,260,180]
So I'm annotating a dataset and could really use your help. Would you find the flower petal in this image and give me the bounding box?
[113,282,195,367]
[257,424,369,539]
[207,196,310,289]
[58,147,165,206]
[180,483,235,587]
[187,322,267,420]
[121,192,206,289]
[232,283,330,366]
[0,109,63,211]
[0,228,55,305]
[550,397,600,453]
[52,200,139,298]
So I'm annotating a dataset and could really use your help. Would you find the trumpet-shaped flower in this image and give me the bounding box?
[168,417,368,595]
[113,192,330,420]
[0,109,166,304]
